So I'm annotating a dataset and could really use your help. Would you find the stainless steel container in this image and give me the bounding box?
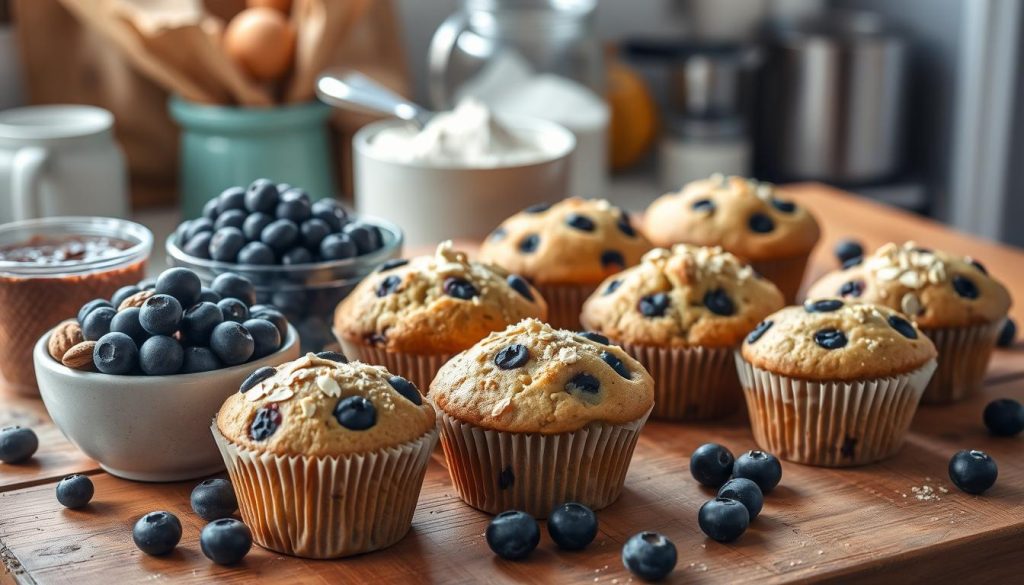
[758,12,908,184]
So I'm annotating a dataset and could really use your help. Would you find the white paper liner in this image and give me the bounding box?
[337,336,453,394]
[920,321,1003,404]
[212,424,438,559]
[618,341,741,421]
[437,409,650,518]
[735,354,937,467]
[534,282,598,331]
[751,252,811,304]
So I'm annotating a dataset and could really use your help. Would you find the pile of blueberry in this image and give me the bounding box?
[689,444,784,543]
[75,267,289,375]
[175,179,386,265]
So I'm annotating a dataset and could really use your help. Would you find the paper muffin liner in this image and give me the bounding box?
[534,282,598,331]
[337,336,453,393]
[212,424,438,559]
[919,321,1003,404]
[437,408,650,518]
[751,252,811,304]
[735,354,937,467]
[618,341,741,421]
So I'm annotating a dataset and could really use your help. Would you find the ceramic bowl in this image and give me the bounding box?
[34,324,300,482]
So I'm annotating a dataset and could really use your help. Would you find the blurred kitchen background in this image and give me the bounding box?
[2,0,1023,245]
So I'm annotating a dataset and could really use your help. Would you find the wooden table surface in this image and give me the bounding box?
[3,183,1024,584]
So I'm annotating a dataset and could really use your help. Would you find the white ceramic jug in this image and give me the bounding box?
[0,105,128,224]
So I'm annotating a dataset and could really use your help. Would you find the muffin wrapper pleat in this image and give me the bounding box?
[534,282,597,331]
[751,253,811,304]
[337,337,452,394]
[212,424,438,559]
[437,409,650,518]
[735,355,937,467]
[919,321,1003,404]
[618,341,741,421]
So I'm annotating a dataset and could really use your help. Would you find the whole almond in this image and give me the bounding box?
[48,320,84,361]
[62,341,97,371]
[119,289,155,311]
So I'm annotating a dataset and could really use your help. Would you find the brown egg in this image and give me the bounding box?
[247,0,292,14]
[224,7,296,82]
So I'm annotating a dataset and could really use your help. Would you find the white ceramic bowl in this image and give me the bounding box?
[34,325,300,482]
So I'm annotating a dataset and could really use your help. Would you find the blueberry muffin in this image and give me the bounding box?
[808,241,1011,404]
[736,300,937,467]
[643,174,820,302]
[333,241,546,391]
[430,318,654,517]
[580,245,784,420]
[213,353,437,558]
[478,197,651,329]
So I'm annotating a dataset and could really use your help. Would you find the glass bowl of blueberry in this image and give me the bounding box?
[166,179,403,352]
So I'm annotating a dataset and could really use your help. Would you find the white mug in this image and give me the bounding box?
[0,105,128,224]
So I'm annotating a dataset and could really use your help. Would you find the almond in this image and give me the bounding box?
[62,341,97,371]
[48,320,84,361]
[118,289,155,311]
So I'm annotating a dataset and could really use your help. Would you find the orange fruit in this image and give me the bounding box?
[607,59,658,171]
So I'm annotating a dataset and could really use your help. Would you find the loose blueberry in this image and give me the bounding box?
[622,532,677,581]
[494,344,529,369]
[111,285,141,310]
[155,267,202,308]
[378,258,408,272]
[276,197,311,224]
[202,198,220,220]
[689,443,735,488]
[601,250,625,269]
[771,198,796,213]
[281,247,313,265]
[948,449,998,494]
[388,375,422,405]
[733,450,783,494]
[983,398,1024,437]
[319,233,358,260]
[213,209,247,232]
[0,426,38,464]
[139,294,182,336]
[56,474,94,509]
[237,241,276,265]
[212,273,257,306]
[998,318,1017,348]
[888,315,918,339]
[839,279,865,297]
[717,478,763,521]
[261,219,300,253]
[240,366,277,393]
[638,293,670,317]
[210,321,254,366]
[814,328,848,350]
[132,511,182,556]
[139,336,184,376]
[698,498,749,542]
[244,178,279,213]
[334,396,377,430]
[200,518,252,565]
[299,218,331,250]
[746,320,773,344]
[486,511,540,560]
[82,306,117,341]
[218,298,250,323]
[749,212,775,233]
[250,405,281,440]
[93,332,139,374]
[703,288,735,316]
[443,277,477,300]
[601,351,630,379]
[183,231,213,259]
[506,274,534,301]
[78,298,113,325]
[180,347,221,373]
[603,279,621,295]
[577,331,609,345]
[565,213,595,232]
[952,275,980,299]
[617,212,636,236]
[565,373,600,395]
[209,227,247,262]
[191,478,238,522]
[518,233,540,253]
[523,202,550,213]
[242,212,274,242]
[376,275,402,297]
[548,502,598,551]
[344,222,383,254]
[834,239,864,265]
[252,308,288,339]
[691,198,715,212]
[216,186,247,214]
[315,351,347,363]
[805,299,844,313]
[243,319,281,359]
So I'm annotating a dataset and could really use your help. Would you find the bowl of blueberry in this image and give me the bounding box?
[166,179,403,353]
[33,267,300,482]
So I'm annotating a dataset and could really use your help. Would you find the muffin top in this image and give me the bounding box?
[643,174,820,261]
[807,241,1011,329]
[580,245,785,347]
[478,197,652,285]
[741,300,937,381]
[333,242,547,354]
[217,353,435,457]
[429,319,654,434]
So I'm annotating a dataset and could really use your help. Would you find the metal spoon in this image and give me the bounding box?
[315,71,434,129]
